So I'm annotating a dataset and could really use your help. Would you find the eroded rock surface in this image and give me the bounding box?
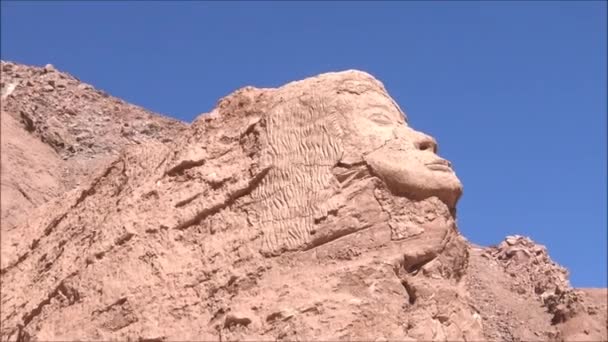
[468,236,607,341]
[0,60,187,233]
[0,65,605,341]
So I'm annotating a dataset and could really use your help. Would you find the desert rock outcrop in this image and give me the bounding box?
[0,60,186,234]
[0,64,605,341]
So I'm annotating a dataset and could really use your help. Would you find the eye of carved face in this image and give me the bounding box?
[368,112,395,125]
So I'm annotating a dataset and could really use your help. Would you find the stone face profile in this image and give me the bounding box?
[0,62,605,341]
[245,71,463,256]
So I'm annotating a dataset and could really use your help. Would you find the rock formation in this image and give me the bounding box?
[1,60,187,232]
[0,62,605,341]
[468,237,607,341]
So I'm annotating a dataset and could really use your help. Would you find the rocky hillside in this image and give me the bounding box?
[467,236,607,341]
[0,60,187,233]
[0,62,605,341]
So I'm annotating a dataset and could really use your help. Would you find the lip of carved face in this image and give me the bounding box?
[425,159,454,172]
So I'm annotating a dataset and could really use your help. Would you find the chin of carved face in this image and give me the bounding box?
[364,144,463,208]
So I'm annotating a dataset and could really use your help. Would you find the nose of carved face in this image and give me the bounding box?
[363,127,463,208]
[410,131,455,172]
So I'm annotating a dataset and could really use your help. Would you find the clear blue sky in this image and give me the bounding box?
[1,1,606,287]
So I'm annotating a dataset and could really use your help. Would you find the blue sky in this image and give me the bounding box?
[1,1,606,287]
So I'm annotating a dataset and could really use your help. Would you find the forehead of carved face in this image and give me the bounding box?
[340,91,407,152]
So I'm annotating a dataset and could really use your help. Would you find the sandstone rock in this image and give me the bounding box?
[468,237,607,341]
[0,110,66,249]
[2,62,13,71]
[43,63,55,73]
[0,60,187,233]
[0,63,605,341]
[0,69,482,341]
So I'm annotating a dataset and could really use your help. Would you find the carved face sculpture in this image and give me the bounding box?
[255,71,463,254]
[337,87,463,209]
